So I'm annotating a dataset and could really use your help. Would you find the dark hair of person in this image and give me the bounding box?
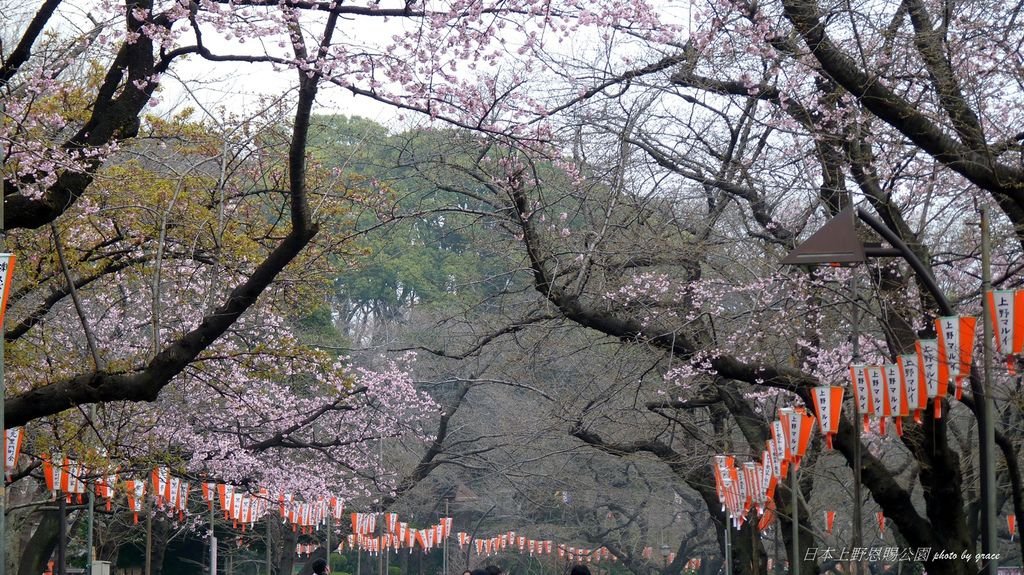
[571,565,592,575]
[311,558,329,575]
[485,565,502,575]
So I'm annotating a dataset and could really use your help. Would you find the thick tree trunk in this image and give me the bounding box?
[717,385,818,575]
[706,500,768,575]
[576,421,773,575]
[693,467,767,575]
[17,507,61,575]
[149,514,171,575]
[266,517,284,575]
[278,524,299,575]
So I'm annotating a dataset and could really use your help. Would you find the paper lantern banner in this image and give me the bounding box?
[866,366,889,434]
[770,422,789,479]
[125,480,145,524]
[849,365,872,430]
[884,364,907,436]
[0,254,16,327]
[18,449,660,562]
[898,354,926,423]
[712,455,734,510]
[96,473,118,511]
[4,428,23,481]
[810,386,843,449]
[757,499,776,532]
[988,290,1024,373]
[935,316,976,400]
[779,407,814,470]
[42,454,68,499]
[916,339,948,418]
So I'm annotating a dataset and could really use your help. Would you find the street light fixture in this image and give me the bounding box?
[781,206,869,575]
[781,204,997,575]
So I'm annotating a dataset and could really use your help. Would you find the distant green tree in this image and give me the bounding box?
[309,116,514,344]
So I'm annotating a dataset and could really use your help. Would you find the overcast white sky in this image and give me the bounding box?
[159,59,402,126]
[151,1,691,132]
[154,11,406,128]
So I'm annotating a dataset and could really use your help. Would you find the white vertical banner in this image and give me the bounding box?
[4,428,22,479]
[990,290,1017,353]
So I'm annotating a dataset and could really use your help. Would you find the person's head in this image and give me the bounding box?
[470,569,490,575]
[462,571,473,575]
[571,565,591,575]
[311,558,329,575]
[485,565,503,575]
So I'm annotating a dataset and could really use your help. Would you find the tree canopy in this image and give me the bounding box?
[2,0,1024,573]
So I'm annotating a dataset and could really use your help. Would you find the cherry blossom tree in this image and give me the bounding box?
[6,0,1024,573]
[381,80,1022,575]
[3,0,687,568]
[418,1,1023,573]
[1,0,673,423]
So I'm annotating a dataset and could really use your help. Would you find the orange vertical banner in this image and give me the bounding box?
[898,353,926,423]
[988,290,1024,373]
[757,498,776,531]
[936,316,977,400]
[0,254,16,327]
